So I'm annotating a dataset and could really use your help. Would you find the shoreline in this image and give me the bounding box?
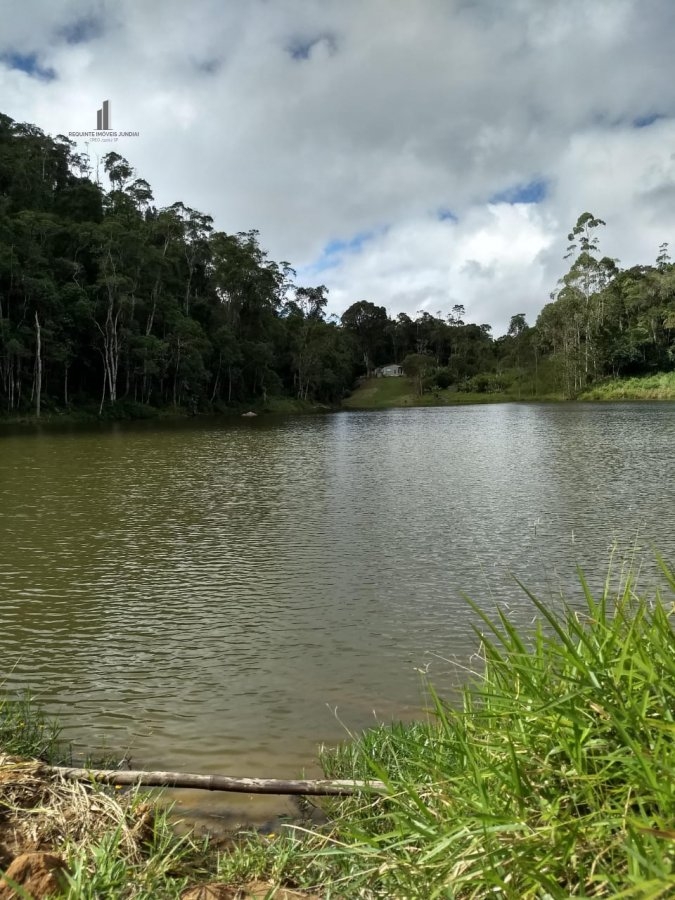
[3,378,675,430]
[0,397,335,430]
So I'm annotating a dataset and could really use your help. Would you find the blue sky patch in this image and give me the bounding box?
[437,208,458,222]
[324,232,371,256]
[490,178,547,205]
[632,113,665,128]
[0,51,56,81]
[58,16,103,45]
[286,32,337,61]
[302,228,383,276]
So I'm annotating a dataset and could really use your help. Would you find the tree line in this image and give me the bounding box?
[1,112,674,417]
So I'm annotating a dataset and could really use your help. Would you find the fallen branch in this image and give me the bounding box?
[52,767,388,797]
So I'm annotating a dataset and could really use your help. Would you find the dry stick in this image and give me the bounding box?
[52,767,388,797]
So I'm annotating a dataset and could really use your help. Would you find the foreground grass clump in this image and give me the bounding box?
[0,692,64,764]
[0,752,209,899]
[0,696,213,898]
[58,794,208,900]
[234,564,675,898]
[0,696,207,900]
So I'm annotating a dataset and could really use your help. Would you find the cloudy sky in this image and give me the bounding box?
[1,0,674,334]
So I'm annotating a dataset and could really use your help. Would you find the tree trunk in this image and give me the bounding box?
[99,362,108,415]
[210,352,222,403]
[34,311,41,419]
[124,350,131,398]
[173,339,181,407]
[146,294,156,336]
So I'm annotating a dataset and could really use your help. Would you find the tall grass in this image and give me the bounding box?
[0,690,65,763]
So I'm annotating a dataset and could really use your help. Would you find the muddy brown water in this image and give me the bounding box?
[1,404,674,827]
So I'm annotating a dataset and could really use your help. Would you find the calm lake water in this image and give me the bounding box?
[1,403,674,825]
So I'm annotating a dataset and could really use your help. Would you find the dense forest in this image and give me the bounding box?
[1,112,674,417]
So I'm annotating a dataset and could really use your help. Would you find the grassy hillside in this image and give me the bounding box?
[578,371,675,400]
[343,371,675,409]
[342,376,558,409]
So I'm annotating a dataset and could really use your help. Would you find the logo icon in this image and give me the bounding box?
[96,100,110,131]
[68,99,139,141]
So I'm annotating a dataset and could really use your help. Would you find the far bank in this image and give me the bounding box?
[0,396,334,430]
[3,370,675,430]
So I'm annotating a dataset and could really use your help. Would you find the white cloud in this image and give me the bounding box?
[1,0,674,334]
[321,204,554,330]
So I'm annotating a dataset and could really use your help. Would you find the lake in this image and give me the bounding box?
[1,403,674,826]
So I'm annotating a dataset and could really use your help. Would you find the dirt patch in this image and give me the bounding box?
[0,851,69,899]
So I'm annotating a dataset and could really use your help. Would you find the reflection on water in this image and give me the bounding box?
[1,404,674,822]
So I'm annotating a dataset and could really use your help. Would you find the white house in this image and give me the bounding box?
[375,364,403,377]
